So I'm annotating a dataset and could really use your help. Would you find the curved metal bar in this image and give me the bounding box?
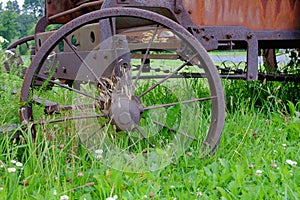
[6,35,34,50]
[48,1,104,22]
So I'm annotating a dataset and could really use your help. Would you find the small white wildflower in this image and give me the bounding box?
[77,172,84,177]
[5,49,15,55]
[170,185,175,189]
[282,144,287,148]
[16,162,23,167]
[256,170,263,176]
[143,195,148,199]
[286,159,297,166]
[273,150,278,154]
[197,191,203,196]
[96,155,103,159]
[0,36,8,43]
[95,149,103,154]
[173,198,177,200]
[10,160,17,164]
[7,167,16,173]
[60,195,69,200]
[271,163,277,168]
[0,187,4,191]
[53,190,57,196]
[0,165,4,168]
[106,195,118,200]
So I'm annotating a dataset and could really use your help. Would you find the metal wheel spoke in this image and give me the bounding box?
[33,100,98,114]
[135,127,155,148]
[143,96,216,111]
[109,17,116,36]
[153,120,198,141]
[81,122,107,143]
[134,25,159,87]
[37,74,101,101]
[63,37,111,97]
[37,114,105,125]
[139,53,198,98]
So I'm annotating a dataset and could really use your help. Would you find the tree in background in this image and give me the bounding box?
[23,0,44,19]
[0,2,3,12]
[6,0,20,14]
[0,2,19,47]
[0,0,44,48]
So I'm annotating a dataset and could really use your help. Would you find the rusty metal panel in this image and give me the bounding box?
[46,0,102,23]
[46,0,75,18]
[182,0,300,31]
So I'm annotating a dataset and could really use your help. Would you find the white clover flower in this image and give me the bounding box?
[256,170,263,176]
[95,149,103,154]
[16,162,23,167]
[286,159,297,166]
[271,163,277,168]
[0,36,8,43]
[7,167,16,173]
[106,195,118,200]
[60,195,69,200]
[10,160,17,164]
[77,172,83,177]
[5,49,15,55]
[197,191,203,196]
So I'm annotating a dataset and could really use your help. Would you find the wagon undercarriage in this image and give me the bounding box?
[3,0,299,172]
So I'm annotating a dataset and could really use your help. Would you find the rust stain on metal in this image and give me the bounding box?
[47,0,103,23]
[182,0,300,31]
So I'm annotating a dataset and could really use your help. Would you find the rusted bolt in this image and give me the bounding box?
[226,33,232,39]
[121,63,128,69]
[175,9,182,14]
[188,9,193,14]
[175,6,182,14]
[247,33,253,39]
[202,36,210,41]
[195,28,200,34]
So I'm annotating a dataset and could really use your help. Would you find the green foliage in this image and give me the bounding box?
[0,48,299,199]
[224,79,300,115]
[0,10,19,47]
[5,0,20,13]
[23,0,44,18]
[0,0,42,47]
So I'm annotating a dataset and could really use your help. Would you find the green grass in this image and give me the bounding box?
[0,52,299,199]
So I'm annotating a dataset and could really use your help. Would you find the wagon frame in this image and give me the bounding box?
[3,0,299,171]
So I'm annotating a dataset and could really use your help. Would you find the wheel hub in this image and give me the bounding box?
[109,93,143,131]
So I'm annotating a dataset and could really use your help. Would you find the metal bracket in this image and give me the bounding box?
[193,26,259,81]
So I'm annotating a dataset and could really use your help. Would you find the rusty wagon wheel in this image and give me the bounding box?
[20,8,225,172]
[4,35,34,76]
